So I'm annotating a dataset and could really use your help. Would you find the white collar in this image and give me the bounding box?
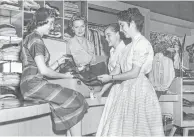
[110,40,125,53]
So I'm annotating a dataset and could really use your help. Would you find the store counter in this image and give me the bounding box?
[0,97,106,136]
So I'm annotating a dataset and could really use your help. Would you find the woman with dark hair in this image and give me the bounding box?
[20,8,88,136]
[93,23,126,98]
[96,8,164,136]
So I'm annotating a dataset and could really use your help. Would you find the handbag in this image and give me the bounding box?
[57,54,102,86]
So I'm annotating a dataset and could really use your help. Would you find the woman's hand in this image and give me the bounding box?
[63,72,74,79]
[58,55,71,65]
[93,91,103,99]
[97,74,111,83]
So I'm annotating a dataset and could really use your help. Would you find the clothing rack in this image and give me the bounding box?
[88,22,107,27]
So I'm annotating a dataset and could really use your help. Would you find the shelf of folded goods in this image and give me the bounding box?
[181,119,194,127]
[0,8,21,17]
[45,0,63,18]
[183,84,194,94]
[0,1,22,16]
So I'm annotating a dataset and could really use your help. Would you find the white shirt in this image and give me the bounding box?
[108,40,125,72]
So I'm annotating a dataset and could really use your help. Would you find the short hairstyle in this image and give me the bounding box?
[69,13,87,28]
[105,23,125,40]
[117,8,144,32]
[27,7,56,33]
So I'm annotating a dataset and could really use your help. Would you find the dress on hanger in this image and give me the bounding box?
[96,34,164,137]
[149,52,175,92]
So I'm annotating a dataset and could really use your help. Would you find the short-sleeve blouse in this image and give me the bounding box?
[120,34,154,75]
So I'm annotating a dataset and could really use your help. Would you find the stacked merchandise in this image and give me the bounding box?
[46,23,62,39]
[64,2,79,20]
[0,0,20,10]
[88,25,108,56]
[23,0,40,12]
[0,23,22,109]
[45,2,60,17]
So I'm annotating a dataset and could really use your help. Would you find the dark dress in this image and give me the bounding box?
[20,31,88,131]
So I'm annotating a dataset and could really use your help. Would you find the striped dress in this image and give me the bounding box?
[20,31,88,131]
[96,34,164,137]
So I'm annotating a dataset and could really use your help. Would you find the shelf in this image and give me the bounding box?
[159,94,179,102]
[0,8,21,17]
[183,92,194,94]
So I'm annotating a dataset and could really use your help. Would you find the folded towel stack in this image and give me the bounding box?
[0,44,21,61]
[0,73,20,87]
[45,2,60,16]
[24,0,40,12]
[0,24,17,36]
[0,0,20,10]
[64,2,79,20]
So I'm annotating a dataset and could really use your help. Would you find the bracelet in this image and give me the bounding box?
[111,75,114,80]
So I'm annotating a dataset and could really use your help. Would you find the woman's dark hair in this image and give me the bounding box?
[117,8,144,32]
[69,13,87,28]
[105,23,125,40]
[26,7,56,34]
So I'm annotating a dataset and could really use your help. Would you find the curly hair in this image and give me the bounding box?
[26,7,56,34]
[69,13,87,28]
[117,8,144,32]
[105,23,125,40]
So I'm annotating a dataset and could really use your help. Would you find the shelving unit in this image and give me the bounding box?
[169,35,194,136]
[0,1,23,110]
[23,0,87,41]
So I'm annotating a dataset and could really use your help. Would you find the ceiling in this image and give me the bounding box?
[121,1,194,23]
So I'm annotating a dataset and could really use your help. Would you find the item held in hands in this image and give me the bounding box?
[57,54,102,86]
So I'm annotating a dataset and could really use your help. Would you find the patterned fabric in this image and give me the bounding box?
[20,31,88,131]
[96,34,164,136]
[66,36,96,66]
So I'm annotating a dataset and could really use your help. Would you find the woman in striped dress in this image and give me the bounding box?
[96,8,164,136]
[20,8,88,136]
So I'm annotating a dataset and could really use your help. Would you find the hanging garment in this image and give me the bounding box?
[149,52,175,92]
[96,34,164,136]
[183,50,190,69]
[174,51,180,69]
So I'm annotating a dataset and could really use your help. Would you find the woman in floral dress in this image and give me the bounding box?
[96,8,164,136]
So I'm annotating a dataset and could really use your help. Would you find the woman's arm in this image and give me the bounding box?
[98,40,150,82]
[112,64,141,80]
[35,55,72,79]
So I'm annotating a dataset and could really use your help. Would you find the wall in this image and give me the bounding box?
[123,1,194,23]
[88,8,117,25]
